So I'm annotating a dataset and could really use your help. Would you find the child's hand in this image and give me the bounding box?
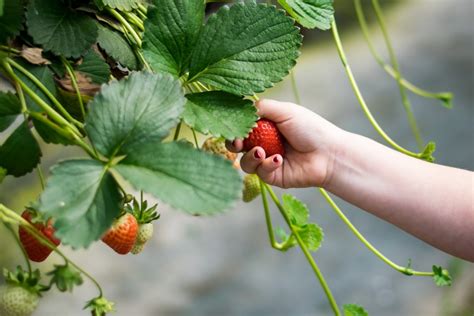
[227,99,344,188]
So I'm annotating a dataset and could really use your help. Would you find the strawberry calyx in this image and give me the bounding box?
[3,266,47,295]
[125,197,160,225]
[84,296,115,316]
[46,263,83,293]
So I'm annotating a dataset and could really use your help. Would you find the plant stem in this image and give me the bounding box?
[135,48,151,70]
[370,0,423,150]
[319,188,434,277]
[123,11,144,32]
[135,8,147,21]
[3,223,32,274]
[259,179,283,250]
[353,0,452,108]
[290,70,301,105]
[137,3,147,16]
[0,205,105,296]
[191,128,199,148]
[27,112,75,141]
[330,19,423,160]
[13,80,46,189]
[36,167,46,190]
[173,121,182,141]
[0,45,20,54]
[61,57,86,120]
[108,8,142,47]
[1,61,72,131]
[7,58,84,130]
[264,184,341,316]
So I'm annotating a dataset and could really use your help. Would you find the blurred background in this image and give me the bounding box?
[1,0,473,315]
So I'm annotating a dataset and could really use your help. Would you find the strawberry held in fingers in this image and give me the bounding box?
[18,210,61,262]
[243,119,285,157]
[102,213,138,255]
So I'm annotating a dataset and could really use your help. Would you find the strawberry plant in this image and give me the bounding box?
[0,0,455,315]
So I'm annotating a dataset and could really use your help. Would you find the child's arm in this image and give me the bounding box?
[229,99,474,262]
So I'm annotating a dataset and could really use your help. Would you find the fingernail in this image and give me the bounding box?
[273,156,279,163]
[254,150,262,159]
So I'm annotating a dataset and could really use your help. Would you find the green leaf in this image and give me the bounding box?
[343,304,369,316]
[47,264,83,293]
[188,2,302,95]
[282,194,309,226]
[0,0,23,43]
[432,265,452,287]
[115,141,241,215]
[27,0,98,58]
[94,0,142,11]
[0,167,6,183]
[278,0,334,30]
[0,91,21,132]
[183,91,257,139]
[0,0,4,17]
[38,159,122,248]
[86,71,185,158]
[97,24,139,70]
[0,121,42,177]
[77,50,110,84]
[13,60,56,112]
[420,141,436,163]
[143,0,204,77]
[298,223,324,252]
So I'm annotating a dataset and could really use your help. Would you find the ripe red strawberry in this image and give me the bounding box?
[101,213,138,255]
[18,210,61,263]
[243,119,285,157]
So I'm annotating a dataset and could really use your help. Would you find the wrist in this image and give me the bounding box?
[320,129,357,190]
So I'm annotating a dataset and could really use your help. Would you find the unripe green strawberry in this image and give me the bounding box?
[243,174,261,202]
[0,285,40,316]
[202,137,237,162]
[136,223,154,244]
[130,242,145,255]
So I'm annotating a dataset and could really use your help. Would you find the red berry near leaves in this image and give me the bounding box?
[19,210,61,263]
[243,119,285,157]
[102,213,138,255]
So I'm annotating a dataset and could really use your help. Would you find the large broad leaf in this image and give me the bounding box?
[0,0,23,43]
[278,0,334,30]
[13,61,56,112]
[115,141,241,215]
[77,50,110,84]
[188,2,301,95]
[96,25,139,70]
[183,91,257,139]
[38,159,122,248]
[0,92,21,132]
[94,0,143,11]
[85,72,185,158]
[0,121,42,177]
[143,0,204,77]
[27,0,98,58]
